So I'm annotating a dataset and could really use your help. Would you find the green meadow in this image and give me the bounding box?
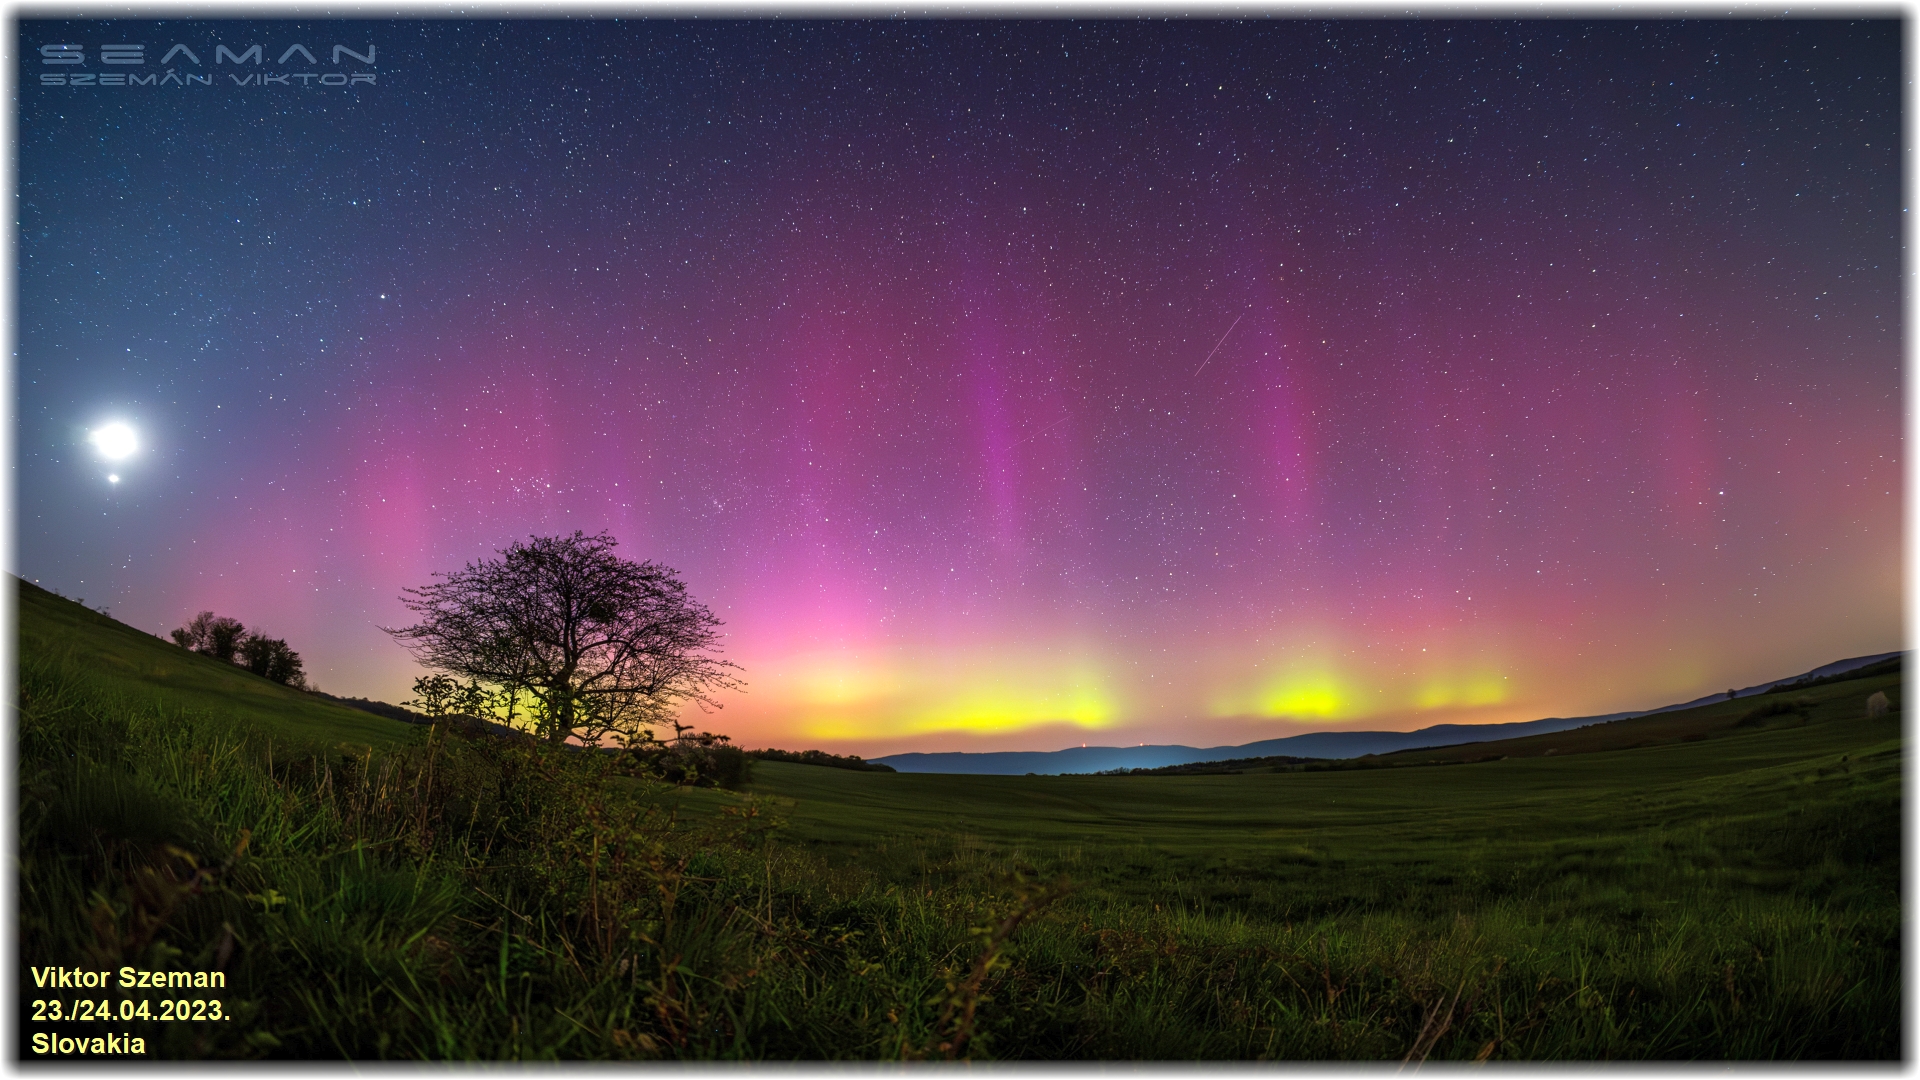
[16,578,1901,1059]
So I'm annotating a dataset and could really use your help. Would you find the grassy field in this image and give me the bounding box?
[15,578,1902,1060]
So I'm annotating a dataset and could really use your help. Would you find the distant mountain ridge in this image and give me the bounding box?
[873,651,1901,775]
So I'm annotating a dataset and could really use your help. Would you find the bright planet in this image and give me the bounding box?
[87,422,137,461]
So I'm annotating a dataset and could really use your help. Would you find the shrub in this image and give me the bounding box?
[746,748,896,772]
[623,731,754,789]
[1737,697,1814,727]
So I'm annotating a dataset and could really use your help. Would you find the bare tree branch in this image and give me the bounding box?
[382,532,743,746]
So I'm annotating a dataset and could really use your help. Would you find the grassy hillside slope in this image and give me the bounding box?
[16,577,420,751]
[1367,663,1900,766]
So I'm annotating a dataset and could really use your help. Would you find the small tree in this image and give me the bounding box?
[406,673,463,718]
[406,673,497,722]
[238,633,307,688]
[171,611,247,662]
[383,531,743,747]
[172,611,307,688]
[455,679,497,720]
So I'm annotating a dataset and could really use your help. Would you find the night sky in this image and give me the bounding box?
[16,19,1902,756]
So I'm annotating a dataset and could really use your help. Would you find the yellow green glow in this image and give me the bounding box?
[790,651,902,707]
[1412,673,1509,710]
[786,648,1117,739]
[774,639,1528,742]
[799,714,884,742]
[1208,638,1518,723]
[1259,672,1352,719]
[904,670,1116,735]
[1207,664,1360,722]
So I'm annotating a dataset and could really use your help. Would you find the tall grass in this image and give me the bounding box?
[17,649,1900,1059]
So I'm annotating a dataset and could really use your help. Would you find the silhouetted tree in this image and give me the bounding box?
[171,611,307,688]
[405,673,496,721]
[383,531,742,747]
[238,633,307,688]
[406,673,463,718]
[170,611,248,663]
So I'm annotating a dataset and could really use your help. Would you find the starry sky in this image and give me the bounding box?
[16,19,1902,756]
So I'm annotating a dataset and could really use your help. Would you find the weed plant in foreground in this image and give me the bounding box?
[16,617,1902,1059]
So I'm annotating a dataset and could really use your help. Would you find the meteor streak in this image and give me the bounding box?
[1192,314,1244,377]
